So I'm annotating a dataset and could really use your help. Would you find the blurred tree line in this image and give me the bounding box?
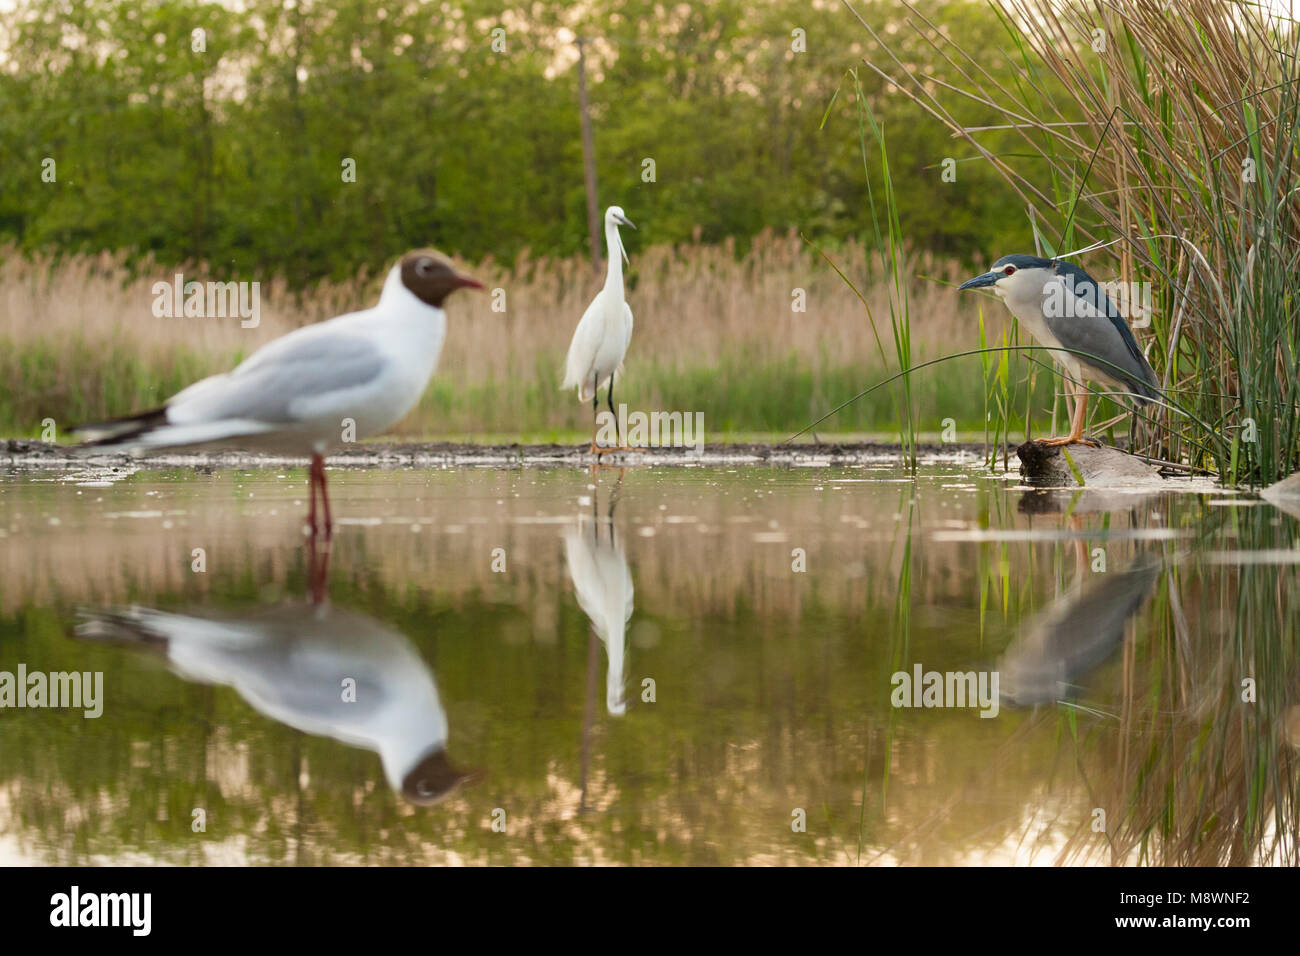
[0,0,1034,286]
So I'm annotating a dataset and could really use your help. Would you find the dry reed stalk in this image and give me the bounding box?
[0,234,997,392]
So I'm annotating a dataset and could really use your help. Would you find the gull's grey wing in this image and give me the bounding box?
[168,328,388,425]
[1043,261,1159,401]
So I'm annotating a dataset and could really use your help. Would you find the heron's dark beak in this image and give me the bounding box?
[455,274,485,291]
[616,215,636,230]
[958,271,999,291]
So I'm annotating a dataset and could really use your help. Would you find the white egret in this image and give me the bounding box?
[71,251,482,536]
[562,205,636,454]
[563,498,634,716]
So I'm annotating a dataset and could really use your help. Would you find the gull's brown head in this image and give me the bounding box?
[399,250,483,308]
[400,747,476,806]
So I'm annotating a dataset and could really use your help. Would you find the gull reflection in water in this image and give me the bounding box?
[998,528,1159,708]
[74,543,470,806]
[564,478,634,717]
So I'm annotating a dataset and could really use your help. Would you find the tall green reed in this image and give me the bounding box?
[843,0,1300,485]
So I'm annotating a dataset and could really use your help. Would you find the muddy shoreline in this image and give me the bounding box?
[3,437,996,470]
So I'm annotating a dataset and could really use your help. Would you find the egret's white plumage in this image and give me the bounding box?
[563,510,634,716]
[562,205,636,450]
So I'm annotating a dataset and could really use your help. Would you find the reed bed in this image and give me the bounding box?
[849,0,1300,484]
[0,236,1009,438]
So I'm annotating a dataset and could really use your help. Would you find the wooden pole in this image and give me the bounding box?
[576,37,601,274]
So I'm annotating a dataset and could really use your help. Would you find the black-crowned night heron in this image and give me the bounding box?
[997,555,1158,707]
[959,254,1160,446]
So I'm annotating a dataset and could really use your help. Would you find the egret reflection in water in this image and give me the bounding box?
[563,477,634,716]
[73,544,470,806]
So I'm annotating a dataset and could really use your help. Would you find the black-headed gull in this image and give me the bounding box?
[72,251,481,534]
[75,598,470,806]
[561,205,636,454]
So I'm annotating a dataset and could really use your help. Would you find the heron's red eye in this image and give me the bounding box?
[1004,265,1016,275]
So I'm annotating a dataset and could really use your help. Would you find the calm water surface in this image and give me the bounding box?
[1,458,1297,865]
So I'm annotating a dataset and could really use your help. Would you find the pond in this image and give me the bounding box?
[0,457,1296,865]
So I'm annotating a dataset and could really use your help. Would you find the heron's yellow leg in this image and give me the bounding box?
[1039,390,1098,447]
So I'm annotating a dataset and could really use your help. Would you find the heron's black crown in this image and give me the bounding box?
[991,253,1057,271]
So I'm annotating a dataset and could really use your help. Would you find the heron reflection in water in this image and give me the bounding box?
[999,508,1159,708]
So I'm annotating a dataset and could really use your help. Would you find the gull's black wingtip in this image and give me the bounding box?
[67,407,167,447]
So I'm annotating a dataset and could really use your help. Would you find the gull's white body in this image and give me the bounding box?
[563,514,634,716]
[562,210,634,402]
[91,266,448,455]
[80,604,448,792]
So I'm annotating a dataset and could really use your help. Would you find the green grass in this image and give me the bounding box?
[0,336,219,437]
[3,335,1057,441]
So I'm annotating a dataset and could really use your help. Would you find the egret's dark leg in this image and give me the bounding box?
[607,373,620,448]
[589,375,601,456]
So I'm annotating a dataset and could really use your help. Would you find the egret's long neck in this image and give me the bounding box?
[603,222,624,292]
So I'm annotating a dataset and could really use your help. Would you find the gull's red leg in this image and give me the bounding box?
[307,531,331,604]
[306,459,318,536]
[314,453,333,537]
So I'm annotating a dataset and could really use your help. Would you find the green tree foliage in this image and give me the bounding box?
[0,0,1032,284]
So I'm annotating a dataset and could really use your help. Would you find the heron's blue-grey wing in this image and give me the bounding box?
[999,560,1158,705]
[1043,261,1159,401]
[168,330,388,425]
